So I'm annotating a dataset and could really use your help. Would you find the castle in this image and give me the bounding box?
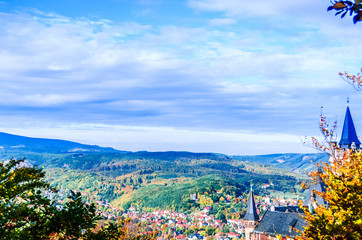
[243,104,360,240]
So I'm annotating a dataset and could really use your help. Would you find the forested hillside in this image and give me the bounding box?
[0,132,314,212]
[233,153,329,173]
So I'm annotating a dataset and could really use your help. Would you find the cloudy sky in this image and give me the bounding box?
[0,0,361,155]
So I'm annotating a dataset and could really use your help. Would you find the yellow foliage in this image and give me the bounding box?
[298,151,362,240]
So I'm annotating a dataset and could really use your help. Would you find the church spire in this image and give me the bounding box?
[244,186,259,221]
[339,103,361,149]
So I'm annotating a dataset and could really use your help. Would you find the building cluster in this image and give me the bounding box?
[50,104,357,239]
[120,193,301,240]
[123,209,243,239]
[244,188,305,240]
[244,104,360,240]
[49,104,357,239]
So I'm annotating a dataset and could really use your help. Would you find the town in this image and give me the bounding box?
[96,194,301,239]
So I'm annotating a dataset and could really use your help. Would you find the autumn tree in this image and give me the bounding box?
[298,153,362,239]
[298,115,362,239]
[328,0,362,23]
[298,2,362,239]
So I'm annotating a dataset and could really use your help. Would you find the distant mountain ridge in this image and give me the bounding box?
[0,131,327,173]
[233,153,329,173]
[0,132,122,154]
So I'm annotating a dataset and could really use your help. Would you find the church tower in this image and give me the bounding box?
[244,187,259,240]
[339,103,361,150]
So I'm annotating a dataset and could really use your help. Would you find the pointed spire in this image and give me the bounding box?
[339,104,361,149]
[315,165,323,183]
[244,186,259,221]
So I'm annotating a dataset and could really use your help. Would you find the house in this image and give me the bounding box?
[302,167,327,213]
[190,194,197,201]
[252,210,305,239]
[243,188,306,240]
[203,206,212,213]
[244,102,360,240]
[188,233,204,239]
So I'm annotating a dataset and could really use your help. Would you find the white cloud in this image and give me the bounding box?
[0,6,362,154]
[209,18,235,26]
[188,0,327,19]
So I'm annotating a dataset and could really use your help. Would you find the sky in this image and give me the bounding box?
[0,0,362,155]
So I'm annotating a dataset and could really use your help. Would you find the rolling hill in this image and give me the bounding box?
[233,153,329,173]
[0,131,321,211]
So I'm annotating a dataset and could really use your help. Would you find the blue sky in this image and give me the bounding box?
[0,0,362,155]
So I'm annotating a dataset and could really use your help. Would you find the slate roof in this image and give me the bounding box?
[253,210,306,238]
[244,190,259,221]
[188,233,204,239]
[302,181,327,207]
[339,106,361,149]
[274,206,303,213]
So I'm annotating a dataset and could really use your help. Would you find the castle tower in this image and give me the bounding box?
[244,187,259,240]
[339,104,360,149]
[302,166,327,212]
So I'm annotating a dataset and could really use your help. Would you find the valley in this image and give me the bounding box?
[0,132,324,213]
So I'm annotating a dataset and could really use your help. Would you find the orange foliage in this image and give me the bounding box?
[299,116,362,239]
[339,68,362,90]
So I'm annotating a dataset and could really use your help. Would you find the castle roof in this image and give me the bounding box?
[244,190,259,221]
[253,210,306,238]
[339,106,361,148]
[302,181,327,207]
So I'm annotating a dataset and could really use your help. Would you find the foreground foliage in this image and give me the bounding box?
[339,68,362,91]
[298,152,362,239]
[0,159,157,240]
[299,115,362,239]
[328,0,362,23]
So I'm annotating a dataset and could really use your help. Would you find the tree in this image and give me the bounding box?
[0,159,59,239]
[51,191,101,239]
[304,2,362,239]
[298,153,362,239]
[339,68,362,91]
[327,0,362,24]
[88,218,159,240]
[298,117,362,239]
[0,159,158,239]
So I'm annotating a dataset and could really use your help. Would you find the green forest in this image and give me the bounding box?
[0,133,316,214]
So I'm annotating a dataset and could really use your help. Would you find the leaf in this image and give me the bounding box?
[354,218,362,224]
[341,11,348,18]
[333,2,347,9]
[335,10,344,15]
[353,14,360,23]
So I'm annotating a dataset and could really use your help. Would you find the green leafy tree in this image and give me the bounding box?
[0,159,158,240]
[51,191,101,239]
[0,159,58,239]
